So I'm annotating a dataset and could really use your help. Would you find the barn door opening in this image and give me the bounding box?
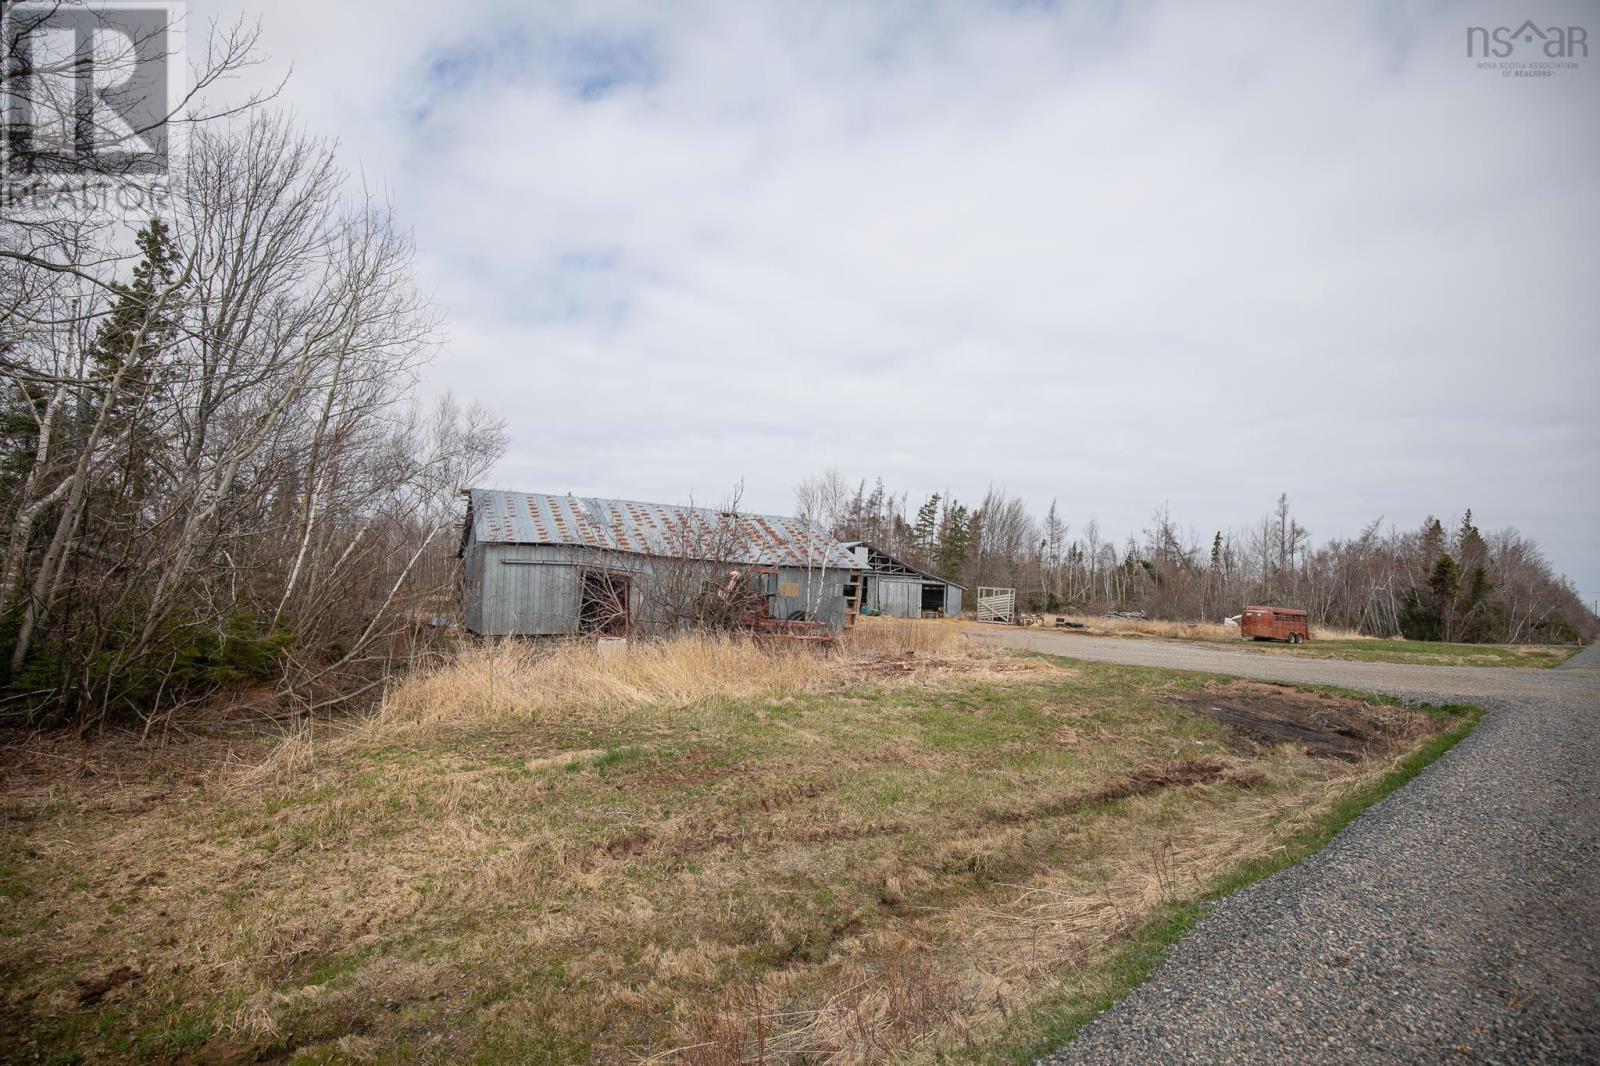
[579,570,631,636]
[920,582,945,616]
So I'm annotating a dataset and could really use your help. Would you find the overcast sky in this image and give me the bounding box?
[191,0,1599,598]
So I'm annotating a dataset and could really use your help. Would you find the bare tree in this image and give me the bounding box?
[0,111,507,731]
[793,469,851,621]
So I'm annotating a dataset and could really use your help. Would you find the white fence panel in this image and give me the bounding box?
[976,586,1016,624]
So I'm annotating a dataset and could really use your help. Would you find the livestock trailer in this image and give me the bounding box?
[1239,605,1310,643]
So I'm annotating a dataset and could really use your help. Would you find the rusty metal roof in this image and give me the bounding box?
[466,489,864,569]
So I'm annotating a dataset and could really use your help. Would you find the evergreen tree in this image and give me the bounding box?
[1457,562,1495,641]
[1455,509,1487,569]
[1429,552,1461,641]
[912,493,941,566]
[964,506,985,587]
[1419,516,1445,563]
[86,218,182,500]
[864,479,886,537]
[91,218,180,378]
[937,500,970,582]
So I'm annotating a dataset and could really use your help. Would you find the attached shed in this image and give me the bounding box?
[846,543,965,619]
[460,490,865,637]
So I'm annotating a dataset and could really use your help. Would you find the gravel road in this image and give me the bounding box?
[969,630,1600,1064]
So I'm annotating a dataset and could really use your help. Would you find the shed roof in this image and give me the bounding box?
[844,542,966,589]
[464,489,864,570]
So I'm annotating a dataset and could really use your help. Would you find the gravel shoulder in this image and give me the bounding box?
[971,629,1600,1064]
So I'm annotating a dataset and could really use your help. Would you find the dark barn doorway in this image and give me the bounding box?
[579,570,632,636]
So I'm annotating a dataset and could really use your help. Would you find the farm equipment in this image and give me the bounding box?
[710,565,838,646]
[741,613,836,645]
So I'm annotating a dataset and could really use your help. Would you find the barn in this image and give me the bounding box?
[459,489,865,637]
[846,542,964,619]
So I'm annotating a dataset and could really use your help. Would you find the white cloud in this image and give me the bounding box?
[188,0,1600,587]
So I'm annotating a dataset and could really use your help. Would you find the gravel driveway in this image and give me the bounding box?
[969,629,1600,1064]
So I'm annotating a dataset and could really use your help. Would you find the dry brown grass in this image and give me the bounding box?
[0,625,1462,1064]
[345,618,1010,735]
[246,619,1047,788]
[841,616,970,657]
[378,633,824,727]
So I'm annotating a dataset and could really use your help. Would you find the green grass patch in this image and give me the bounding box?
[585,744,649,775]
[1266,639,1576,668]
[1,650,1482,1065]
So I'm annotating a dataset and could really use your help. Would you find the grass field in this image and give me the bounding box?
[1248,637,1577,668]
[0,622,1476,1063]
[1037,615,1578,668]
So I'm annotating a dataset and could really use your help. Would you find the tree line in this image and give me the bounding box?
[2,37,506,732]
[795,471,1595,644]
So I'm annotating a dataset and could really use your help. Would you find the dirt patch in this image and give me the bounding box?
[1094,760,1232,800]
[74,966,139,1006]
[1170,683,1423,761]
[991,759,1246,826]
[847,652,1066,681]
[855,655,950,677]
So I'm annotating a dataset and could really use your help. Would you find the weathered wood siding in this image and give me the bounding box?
[872,577,923,618]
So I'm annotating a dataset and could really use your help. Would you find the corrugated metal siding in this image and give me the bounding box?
[465,541,858,636]
[478,544,581,636]
[875,578,922,619]
[772,566,854,632]
[946,585,962,617]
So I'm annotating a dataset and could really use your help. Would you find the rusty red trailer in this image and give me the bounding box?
[1240,605,1310,643]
